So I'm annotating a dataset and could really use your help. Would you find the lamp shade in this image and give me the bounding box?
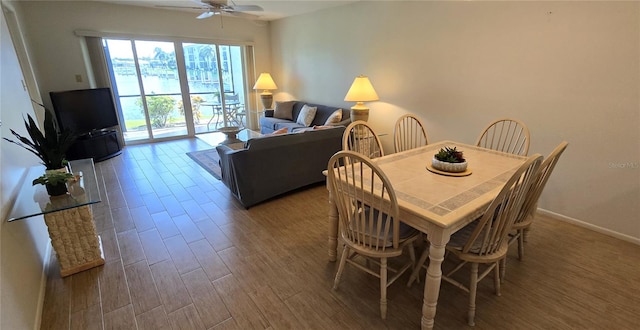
[253,73,278,90]
[344,75,379,102]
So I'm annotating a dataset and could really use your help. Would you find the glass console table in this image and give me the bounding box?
[7,158,105,277]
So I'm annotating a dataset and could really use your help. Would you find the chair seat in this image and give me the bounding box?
[345,209,419,257]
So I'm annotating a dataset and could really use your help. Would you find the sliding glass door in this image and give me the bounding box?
[103,38,249,144]
[182,43,246,134]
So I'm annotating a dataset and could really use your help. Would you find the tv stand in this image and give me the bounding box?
[67,129,121,162]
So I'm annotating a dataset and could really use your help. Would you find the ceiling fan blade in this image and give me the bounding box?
[197,11,216,19]
[230,5,263,12]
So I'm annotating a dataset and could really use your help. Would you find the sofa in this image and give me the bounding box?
[216,125,346,208]
[259,101,351,134]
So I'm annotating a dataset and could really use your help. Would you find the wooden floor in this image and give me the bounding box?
[40,138,640,329]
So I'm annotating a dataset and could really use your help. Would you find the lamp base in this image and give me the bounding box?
[350,107,369,122]
[260,93,273,110]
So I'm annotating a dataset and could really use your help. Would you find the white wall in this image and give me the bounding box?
[1,4,50,329]
[270,1,640,241]
[12,0,272,113]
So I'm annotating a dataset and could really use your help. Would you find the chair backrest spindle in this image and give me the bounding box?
[515,141,568,225]
[394,114,429,153]
[476,118,530,156]
[328,151,400,251]
[343,121,385,159]
[462,154,543,256]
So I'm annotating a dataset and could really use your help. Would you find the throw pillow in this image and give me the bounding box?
[273,101,295,120]
[324,109,343,125]
[296,104,317,127]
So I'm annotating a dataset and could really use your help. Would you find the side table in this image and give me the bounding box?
[8,158,105,277]
[44,204,104,276]
[217,126,242,145]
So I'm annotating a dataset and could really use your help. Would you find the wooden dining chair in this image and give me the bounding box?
[343,120,385,158]
[508,141,568,261]
[408,153,543,326]
[476,118,530,156]
[328,150,419,320]
[393,114,429,153]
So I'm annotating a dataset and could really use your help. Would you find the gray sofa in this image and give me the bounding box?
[216,126,346,208]
[259,101,350,134]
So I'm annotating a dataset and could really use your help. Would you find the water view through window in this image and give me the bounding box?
[104,39,247,143]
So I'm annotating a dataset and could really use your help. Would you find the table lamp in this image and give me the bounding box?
[344,75,379,122]
[253,73,278,110]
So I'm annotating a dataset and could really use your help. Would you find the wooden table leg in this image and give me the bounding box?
[327,185,339,262]
[421,240,447,329]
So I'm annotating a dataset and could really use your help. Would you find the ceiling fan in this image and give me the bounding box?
[157,0,264,20]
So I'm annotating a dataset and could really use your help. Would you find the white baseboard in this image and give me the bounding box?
[538,208,640,246]
[34,240,52,330]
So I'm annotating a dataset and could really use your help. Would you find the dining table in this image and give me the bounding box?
[326,140,528,329]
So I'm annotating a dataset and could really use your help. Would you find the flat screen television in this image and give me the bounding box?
[50,87,119,135]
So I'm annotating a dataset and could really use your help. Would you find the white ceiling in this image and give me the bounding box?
[100,0,359,21]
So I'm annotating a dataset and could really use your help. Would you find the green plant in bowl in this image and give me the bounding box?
[434,146,466,163]
[432,146,468,172]
[32,171,74,196]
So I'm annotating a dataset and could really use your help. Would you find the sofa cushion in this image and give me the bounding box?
[260,117,292,131]
[245,126,344,150]
[274,101,295,120]
[309,104,349,126]
[324,109,343,125]
[296,104,317,127]
[275,122,305,131]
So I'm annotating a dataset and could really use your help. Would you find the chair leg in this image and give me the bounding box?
[407,245,429,287]
[215,110,223,129]
[333,245,349,290]
[408,241,416,270]
[500,257,506,283]
[523,227,531,242]
[380,257,388,320]
[518,229,525,260]
[494,261,501,296]
[468,263,478,327]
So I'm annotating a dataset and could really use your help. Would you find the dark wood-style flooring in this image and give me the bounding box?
[40,137,640,329]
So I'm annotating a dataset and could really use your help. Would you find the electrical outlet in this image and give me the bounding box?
[75,74,83,83]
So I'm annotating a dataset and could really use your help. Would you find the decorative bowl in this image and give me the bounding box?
[218,126,241,133]
[431,157,468,173]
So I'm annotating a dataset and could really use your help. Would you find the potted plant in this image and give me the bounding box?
[32,171,75,196]
[3,106,76,170]
[432,146,468,173]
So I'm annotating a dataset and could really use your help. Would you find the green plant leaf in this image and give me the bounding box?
[3,108,77,170]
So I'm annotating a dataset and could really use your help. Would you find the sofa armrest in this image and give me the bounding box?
[215,145,246,199]
[264,109,274,117]
[335,118,351,127]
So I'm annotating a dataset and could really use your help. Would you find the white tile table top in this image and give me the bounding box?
[371,140,527,230]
